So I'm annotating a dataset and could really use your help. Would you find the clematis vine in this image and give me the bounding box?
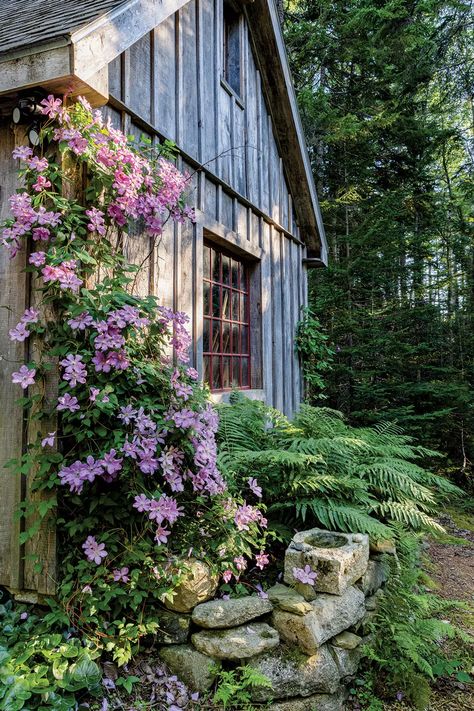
[1,97,269,649]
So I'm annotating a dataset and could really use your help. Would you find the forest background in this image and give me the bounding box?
[283,0,474,485]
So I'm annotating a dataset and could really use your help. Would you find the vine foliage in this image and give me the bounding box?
[1,96,267,666]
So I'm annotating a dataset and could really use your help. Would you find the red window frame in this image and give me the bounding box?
[203,241,251,391]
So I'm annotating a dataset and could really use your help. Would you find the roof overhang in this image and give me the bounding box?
[0,0,327,262]
[0,0,191,105]
[244,0,327,262]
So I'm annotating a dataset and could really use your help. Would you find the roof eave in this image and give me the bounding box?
[245,0,328,263]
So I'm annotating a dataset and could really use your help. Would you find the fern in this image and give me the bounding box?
[367,531,470,707]
[216,399,463,540]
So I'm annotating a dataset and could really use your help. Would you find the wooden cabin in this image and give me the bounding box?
[0,0,327,596]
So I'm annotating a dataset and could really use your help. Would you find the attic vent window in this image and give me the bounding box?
[223,1,242,96]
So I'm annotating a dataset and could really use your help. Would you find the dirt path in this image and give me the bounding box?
[384,508,474,710]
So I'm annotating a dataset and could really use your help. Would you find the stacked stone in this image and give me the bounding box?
[156,531,391,711]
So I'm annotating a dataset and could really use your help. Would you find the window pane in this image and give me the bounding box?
[203,281,210,315]
[203,355,210,383]
[231,259,239,288]
[203,318,211,352]
[232,357,240,386]
[231,323,240,353]
[224,3,241,95]
[203,246,211,279]
[222,255,230,285]
[223,322,231,353]
[223,357,231,388]
[222,287,230,319]
[212,284,220,317]
[231,291,240,320]
[240,292,248,321]
[241,265,248,292]
[212,320,221,353]
[212,357,221,389]
[241,325,248,354]
[241,357,249,387]
[212,248,220,282]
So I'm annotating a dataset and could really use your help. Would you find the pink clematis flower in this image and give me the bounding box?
[29,251,46,267]
[40,94,62,119]
[82,535,108,565]
[112,567,130,583]
[255,552,270,570]
[9,322,30,342]
[41,432,56,448]
[12,365,36,389]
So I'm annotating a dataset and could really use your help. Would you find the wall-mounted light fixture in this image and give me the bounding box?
[12,95,44,125]
[12,92,47,146]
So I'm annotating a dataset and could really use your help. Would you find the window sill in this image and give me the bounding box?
[209,388,265,405]
[220,77,245,110]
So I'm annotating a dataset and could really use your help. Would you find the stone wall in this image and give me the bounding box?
[157,528,392,710]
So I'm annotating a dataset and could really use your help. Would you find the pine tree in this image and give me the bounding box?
[284,0,474,481]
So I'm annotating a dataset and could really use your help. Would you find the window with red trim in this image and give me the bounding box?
[203,242,250,390]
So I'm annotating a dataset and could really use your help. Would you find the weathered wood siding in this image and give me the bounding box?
[0,124,57,596]
[106,0,306,413]
[0,0,310,595]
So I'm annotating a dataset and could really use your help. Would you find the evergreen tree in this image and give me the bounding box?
[284,0,474,481]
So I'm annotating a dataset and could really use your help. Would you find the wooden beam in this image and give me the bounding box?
[71,0,192,79]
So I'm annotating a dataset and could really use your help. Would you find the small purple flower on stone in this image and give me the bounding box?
[57,393,80,412]
[28,156,49,172]
[112,567,129,583]
[12,365,36,389]
[248,477,262,498]
[255,583,269,599]
[29,251,46,267]
[82,535,108,565]
[20,611,29,620]
[41,431,56,448]
[9,322,30,342]
[293,565,318,586]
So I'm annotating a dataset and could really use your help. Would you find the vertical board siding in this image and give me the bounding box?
[107,0,301,239]
[281,235,292,413]
[260,221,273,407]
[129,34,152,123]
[270,228,284,412]
[0,124,27,592]
[179,1,199,157]
[154,14,177,139]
